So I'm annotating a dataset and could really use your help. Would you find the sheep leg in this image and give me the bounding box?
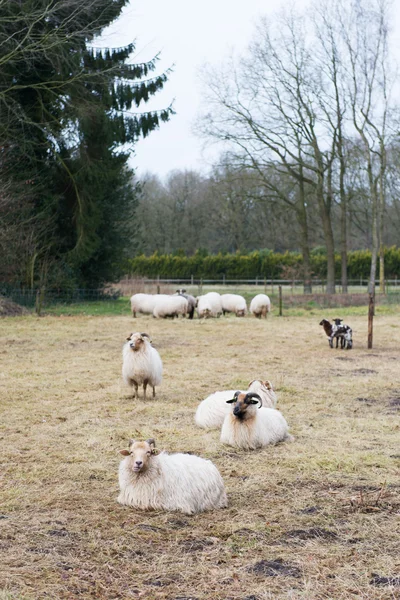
[143,380,148,401]
[152,386,156,398]
[335,336,339,348]
[132,380,138,398]
[329,336,334,348]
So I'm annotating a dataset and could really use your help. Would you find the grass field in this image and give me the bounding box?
[1,308,399,599]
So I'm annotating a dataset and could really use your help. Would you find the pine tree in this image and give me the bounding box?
[0,0,172,288]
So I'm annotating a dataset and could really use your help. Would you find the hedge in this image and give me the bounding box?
[126,247,400,280]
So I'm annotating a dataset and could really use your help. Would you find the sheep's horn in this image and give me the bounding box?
[140,332,150,338]
[246,392,262,408]
[146,438,156,448]
[233,391,241,399]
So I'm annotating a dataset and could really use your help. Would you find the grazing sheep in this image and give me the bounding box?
[250,294,271,318]
[130,293,169,318]
[118,438,228,514]
[153,295,188,319]
[221,293,247,317]
[176,289,197,320]
[220,392,292,450]
[195,379,277,429]
[122,332,162,399]
[197,292,223,318]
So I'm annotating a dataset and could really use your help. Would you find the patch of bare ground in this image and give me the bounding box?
[0,311,399,599]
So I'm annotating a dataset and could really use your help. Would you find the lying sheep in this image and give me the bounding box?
[250,294,271,318]
[195,379,277,429]
[197,292,222,318]
[176,289,197,320]
[118,438,228,514]
[221,293,247,317]
[153,295,188,319]
[220,392,292,450]
[130,293,169,318]
[122,332,162,399]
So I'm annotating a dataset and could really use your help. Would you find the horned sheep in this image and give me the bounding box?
[122,332,162,400]
[220,391,293,450]
[221,293,247,317]
[118,438,228,514]
[195,379,277,429]
[250,294,271,318]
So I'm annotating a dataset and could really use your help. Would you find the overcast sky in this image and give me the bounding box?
[100,0,400,179]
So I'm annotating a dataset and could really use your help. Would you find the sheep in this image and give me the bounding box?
[153,295,188,319]
[195,379,277,429]
[250,294,271,318]
[220,392,293,450]
[175,289,197,320]
[122,332,162,400]
[197,292,222,318]
[117,438,228,515]
[130,293,169,318]
[332,318,353,350]
[221,293,247,317]
[319,318,353,349]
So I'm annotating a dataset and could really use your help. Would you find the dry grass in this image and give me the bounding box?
[0,310,399,600]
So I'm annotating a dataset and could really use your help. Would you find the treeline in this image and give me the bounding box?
[127,247,400,280]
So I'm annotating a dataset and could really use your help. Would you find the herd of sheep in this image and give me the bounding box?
[119,291,353,515]
[130,289,271,319]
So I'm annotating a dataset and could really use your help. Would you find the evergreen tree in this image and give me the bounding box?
[0,0,172,288]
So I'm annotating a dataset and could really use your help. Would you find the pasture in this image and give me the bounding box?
[1,308,399,600]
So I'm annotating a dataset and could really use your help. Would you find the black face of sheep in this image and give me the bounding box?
[226,392,262,419]
[333,318,343,326]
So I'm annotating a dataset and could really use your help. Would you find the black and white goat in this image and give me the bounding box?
[319,318,352,350]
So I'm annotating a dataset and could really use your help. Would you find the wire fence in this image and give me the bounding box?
[2,278,400,316]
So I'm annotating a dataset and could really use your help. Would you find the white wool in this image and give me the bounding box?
[220,406,292,450]
[221,293,247,316]
[197,292,222,318]
[130,293,169,317]
[195,380,277,429]
[122,334,162,397]
[250,294,271,318]
[153,295,188,318]
[118,451,228,515]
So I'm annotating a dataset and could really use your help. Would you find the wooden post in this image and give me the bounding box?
[279,285,282,316]
[157,285,160,295]
[368,292,374,349]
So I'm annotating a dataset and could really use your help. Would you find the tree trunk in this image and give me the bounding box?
[297,181,312,293]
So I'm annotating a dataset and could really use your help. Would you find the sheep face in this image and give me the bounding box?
[319,319,330,327]
[120,438,156,473]
[236,309,246,317]
[333,318,343,326]
[226,392,262,419]
[126,332,151,352]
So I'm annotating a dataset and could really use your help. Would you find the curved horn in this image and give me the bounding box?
[145,438,156,447]
[246,392,262,408]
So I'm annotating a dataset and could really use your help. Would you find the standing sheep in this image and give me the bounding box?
[197,292,223,318]
[122,332,162,400]
[250,294,271,318]
[175,289,197,320]
[220,392,292,449]
[195,379,277,429]
[153,295,188,319]
[221,293,247,317]
[130,293,169,318]
[118,438,228,514]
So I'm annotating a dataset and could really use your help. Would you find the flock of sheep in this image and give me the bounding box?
[130,289,271,319]
[119,291,353,515]
[119,328,293,515]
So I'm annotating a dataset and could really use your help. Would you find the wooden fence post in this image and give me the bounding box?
[368,292,374,349]
[279,285,282,316]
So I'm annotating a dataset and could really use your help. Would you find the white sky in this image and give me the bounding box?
[99,0,400,179]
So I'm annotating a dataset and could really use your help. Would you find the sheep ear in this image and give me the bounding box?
[120,449,131,456]
[263,380,272,389]
[226,398,236,404]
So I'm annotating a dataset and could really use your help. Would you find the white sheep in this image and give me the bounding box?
[118,438,228,515]
[197,292,222,318]
[130,293,169,317]
[153,295,188,319]
[122,332,162,400]
[250,294,271,318]
[221,293,247,317]
[195,379,277,429]
[220,391,293,449]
